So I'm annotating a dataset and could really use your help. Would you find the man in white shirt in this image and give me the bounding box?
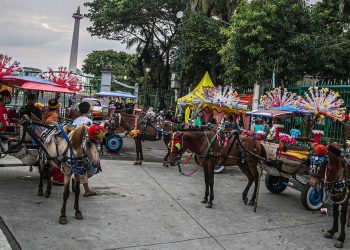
[73,102,93,127]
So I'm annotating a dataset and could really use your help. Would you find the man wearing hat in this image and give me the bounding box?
[20,93,42,121]
[42,99,60,125]
[0,90,12,132]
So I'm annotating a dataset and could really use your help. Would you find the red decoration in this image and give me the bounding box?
[0,54,22,78]
[87,125,106,141]
[40,67,82,92]
[314,144,328,156]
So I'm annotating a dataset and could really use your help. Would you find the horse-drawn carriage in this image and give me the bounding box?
[0,75,75,167]
[243,87,347,210]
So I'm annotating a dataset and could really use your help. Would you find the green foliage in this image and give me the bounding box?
[310,0,350,80]
[221,0,313,86]
[189,0,239,21]
[84,0,186,89]
[82,50,143,85]
[174,12,226,87]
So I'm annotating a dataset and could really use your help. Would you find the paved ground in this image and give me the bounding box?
[0,146,349,250]
[103,138,168,163]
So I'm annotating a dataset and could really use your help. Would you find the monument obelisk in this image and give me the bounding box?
[68,6,83,73]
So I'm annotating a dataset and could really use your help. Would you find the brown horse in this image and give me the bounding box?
[110,112,181,165]
[166,130,266,208]
[309,143,349,248]
[58,125,102,224]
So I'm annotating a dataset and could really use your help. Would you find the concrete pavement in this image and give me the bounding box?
[0,159,347,249]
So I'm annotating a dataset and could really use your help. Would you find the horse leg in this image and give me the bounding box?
[201,165,209,204]
[138,141,143,165]
[207,165,214,208]
[59,175,71,225]
[238,162,253,205]
[73,175,83,220]
[325,203,339,239]
[134,139,140,165]
[37,166,44,196]
[248,164,259,206]
[335,202,349,248]
[163,138,170,167]
[44,167,52,198]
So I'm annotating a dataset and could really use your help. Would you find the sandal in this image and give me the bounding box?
[84,191,97,197]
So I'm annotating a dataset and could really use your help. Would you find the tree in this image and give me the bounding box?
[189,0,239,21]
[174,12,226,87]
[82,50,143,85]
[221,0,314,87]
[84,0,186,89]
[310,0,350,81]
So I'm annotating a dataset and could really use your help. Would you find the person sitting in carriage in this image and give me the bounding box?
[20,93,42,121]
[71,101,97,197]
[42,99,60,125]
[0,90,12,132]
[225,115,240,131]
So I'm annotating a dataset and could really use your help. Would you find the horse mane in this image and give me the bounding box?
[71,126,87,150]
[328,143,343,157]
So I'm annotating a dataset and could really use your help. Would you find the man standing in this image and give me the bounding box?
[0,90,12,132]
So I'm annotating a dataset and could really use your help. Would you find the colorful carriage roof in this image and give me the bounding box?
[177,73,250,114]
[1,75,74,94]
[246,109,310,118]
[95,91,137,99]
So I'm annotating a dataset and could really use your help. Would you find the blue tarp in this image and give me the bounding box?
[95,91,137,99]
[2,75,56,85]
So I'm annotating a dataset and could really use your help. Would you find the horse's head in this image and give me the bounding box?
[72,125,105,169]
[167,131,187,166]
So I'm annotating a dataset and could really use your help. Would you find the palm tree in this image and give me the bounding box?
[189,0,239,21]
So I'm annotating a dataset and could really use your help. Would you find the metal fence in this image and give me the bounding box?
[138,87,178,110]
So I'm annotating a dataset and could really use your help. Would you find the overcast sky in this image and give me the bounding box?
[0,0,130,71]
[1,0,320,71]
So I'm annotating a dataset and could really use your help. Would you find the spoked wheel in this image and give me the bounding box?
[265,174,288,194]
[301,182,325,211]
[105,135,123,153]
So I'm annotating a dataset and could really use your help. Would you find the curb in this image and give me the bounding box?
[0,217,21,250]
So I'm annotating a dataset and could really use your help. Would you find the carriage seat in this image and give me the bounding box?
[280,150,310,160]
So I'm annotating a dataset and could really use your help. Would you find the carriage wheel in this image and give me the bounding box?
[301,183,325,211]
[105,135,123,153]
[265,174,288,194]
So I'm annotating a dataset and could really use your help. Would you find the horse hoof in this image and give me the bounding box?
[37,190,43,196]
[201,199,208,204]
[248,200,255,206]
[59,216,67,225]
[243,197,248,205]
[206,203,213,208]
[44,191,51,198]
[334,241,344,248]
[75,212,83,220]
[324,232,334,239]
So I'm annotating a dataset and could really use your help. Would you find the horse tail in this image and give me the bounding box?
[71,126,86,150]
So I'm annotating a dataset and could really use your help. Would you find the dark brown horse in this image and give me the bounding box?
[166,130,266,208]
[309,143,350,248]
[110,112,181,165]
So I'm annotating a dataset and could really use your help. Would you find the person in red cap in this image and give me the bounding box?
[0,90,12,132]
